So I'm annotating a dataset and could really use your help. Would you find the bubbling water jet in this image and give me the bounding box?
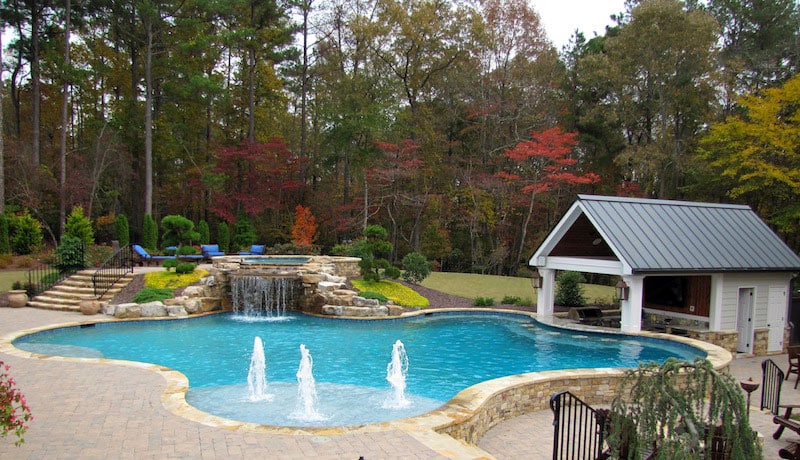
[247,336,273,402]
[383,340,411,409]
[289,344,326,421]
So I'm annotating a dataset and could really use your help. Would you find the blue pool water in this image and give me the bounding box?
[240,256,311,265]
[14,312,704,426]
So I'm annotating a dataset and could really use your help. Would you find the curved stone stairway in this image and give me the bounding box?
[27,270,136,312]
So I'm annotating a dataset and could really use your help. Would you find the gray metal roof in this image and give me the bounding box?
[576,195,800,273]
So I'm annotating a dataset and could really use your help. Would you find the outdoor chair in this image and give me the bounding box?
[787,346,800,389]
[239,244,265,255]
[131,244,176,266]
[201,244,225,260]
[762,358,800,442]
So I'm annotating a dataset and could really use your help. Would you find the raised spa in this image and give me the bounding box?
[13,312,704,427]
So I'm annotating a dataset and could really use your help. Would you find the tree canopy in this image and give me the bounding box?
[0,0,798,270]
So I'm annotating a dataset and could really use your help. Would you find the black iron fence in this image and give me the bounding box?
[93,244,134,298]
[550,390,608,460]
[25,243,86,296]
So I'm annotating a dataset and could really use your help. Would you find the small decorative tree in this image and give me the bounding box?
[607,358,761,460]
[354,225,400,282]
[10,211,43,255]
[197,220,210,245]
[401,252,431,284]
[55,235,87,272]
[142,215,158,251]
[291,204,317,248]
[217,222,230,253]
[232,212,257,251]
[555,271,586,307]
[0,360,32,446]
[64,206,94,246]
[161,215,200,248]
[114,214,130,247]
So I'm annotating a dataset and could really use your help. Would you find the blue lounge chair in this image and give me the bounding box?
[132,244,176,266]
[201,244,225,260]
[239,244,265,256]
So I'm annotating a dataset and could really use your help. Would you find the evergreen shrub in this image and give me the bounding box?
[555,271,586,307]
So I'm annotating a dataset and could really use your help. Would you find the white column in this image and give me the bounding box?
[620,275,644,333]
[536,268,556,318]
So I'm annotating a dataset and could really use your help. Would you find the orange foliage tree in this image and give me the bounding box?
[292,205,317,248]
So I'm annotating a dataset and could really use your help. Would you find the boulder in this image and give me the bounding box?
[166,305,188,317]
[352,296,379,308]
[199,297,220,312]
[140,301,167,317]
[183,299,202,314]
[321,305,343,316]
[388,305,404,316]
[183,285,209,298]
[115,303,141,319]
[102,303,117,316]
[79,299,102,315]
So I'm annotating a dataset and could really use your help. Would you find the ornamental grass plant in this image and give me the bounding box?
[352,279,429,308]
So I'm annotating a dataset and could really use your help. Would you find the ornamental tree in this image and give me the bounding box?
[291,205,317,248]
[501,127,601,266]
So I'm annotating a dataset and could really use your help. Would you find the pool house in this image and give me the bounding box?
[530,195,800,355]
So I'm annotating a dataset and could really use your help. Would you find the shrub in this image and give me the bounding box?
[10,211,43,255]
[176,245,198,256]
[86,244,114,267]
[501,295,522,305]
[197,220,210,245]
[0,360,33,446]
[0,214,10,254]
[356,225,398,282]
[292,204,317,248]
[555,271,586,307]
[142,215,158,251]
[233,213,257,251]
[0,254,12,269]
[175,262,196,275]
[401,252,431,284]
[162,259,179,271]
[217,222,230,253]
[161,215,200,247]
[114,214,130,247]
[64,206,94,246]
[474,296,495,307]
[55,235,86,272]
[359,291,389,302]
[133,287,174,303]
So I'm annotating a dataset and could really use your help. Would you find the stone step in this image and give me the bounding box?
[26,270,137,311]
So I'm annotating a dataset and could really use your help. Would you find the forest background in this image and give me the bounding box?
[0,0,798,276]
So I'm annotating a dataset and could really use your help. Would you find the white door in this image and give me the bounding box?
[737,288,754,353]
[767,286,787,352]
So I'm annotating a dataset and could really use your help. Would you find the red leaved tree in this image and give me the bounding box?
[501,126,601,266]
[292,204,317,248]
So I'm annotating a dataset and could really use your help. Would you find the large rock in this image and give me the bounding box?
[79,299,102,315]
[102,303,117,316]
[388,305,404,316]
[199,297,220,312]
[140,301,167,317]
[352,296,379,308]
[115,303,141,319]
[183,285,209,297]
[183,298,203,314]
[321,305,343,316]
[166,305,188,317]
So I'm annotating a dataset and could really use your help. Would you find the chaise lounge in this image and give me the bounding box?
[239,244,265,255]
[132,244,176,266]
[201,244,225,260]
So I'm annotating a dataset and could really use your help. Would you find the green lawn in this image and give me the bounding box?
[0,271,29,293]
[419,271,616,305]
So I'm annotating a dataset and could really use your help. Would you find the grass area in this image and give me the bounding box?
[352,279,430,308]
[419,271,616,305]
[0,271,29,293]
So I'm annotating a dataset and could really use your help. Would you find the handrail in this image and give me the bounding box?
[550,390,608,460]
[25,243,86,296]
[92,244,134,298]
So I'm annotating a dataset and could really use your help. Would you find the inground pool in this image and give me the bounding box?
[13,311,705,426]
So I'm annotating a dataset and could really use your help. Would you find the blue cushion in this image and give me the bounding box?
[250,245,265,255]
[132,244,151,260]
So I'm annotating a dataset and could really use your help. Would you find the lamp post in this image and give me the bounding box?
[739,378,759,422]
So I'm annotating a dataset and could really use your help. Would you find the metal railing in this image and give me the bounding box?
[550,390,608,460]
[25,244,86,296]
[93,244,134,298]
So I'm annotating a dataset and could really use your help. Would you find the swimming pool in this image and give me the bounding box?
[13,312,704,426]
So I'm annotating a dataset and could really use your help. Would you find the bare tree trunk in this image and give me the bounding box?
[516,190,536,268]
[144,18,153,216]
[59,0,71,237]
[299,0,311,186]
[31,0,41,165]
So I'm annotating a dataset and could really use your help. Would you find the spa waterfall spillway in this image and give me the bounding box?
[231,275,301,319]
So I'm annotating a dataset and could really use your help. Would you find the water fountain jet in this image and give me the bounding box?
[247,336,273,402]
[383,340,411,409]
[289,344,326,421]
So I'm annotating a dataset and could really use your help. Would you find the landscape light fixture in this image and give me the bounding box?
[616,279,629,301]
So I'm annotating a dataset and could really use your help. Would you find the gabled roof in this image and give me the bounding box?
[531,195,800,273]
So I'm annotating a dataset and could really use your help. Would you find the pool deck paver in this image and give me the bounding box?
[1,306,799,459]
